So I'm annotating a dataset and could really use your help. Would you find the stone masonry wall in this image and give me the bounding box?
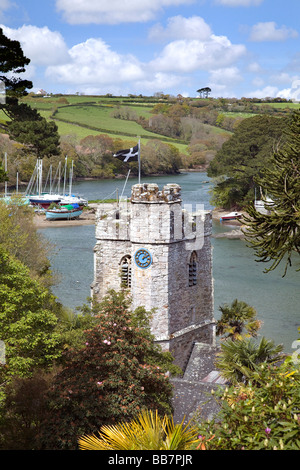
[92,183,215,369]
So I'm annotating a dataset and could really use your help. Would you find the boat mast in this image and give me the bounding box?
[25,160,38,196]
[63,156,67,195]
[49,165,52,194]
[38,159,43,196]
[57,161,61,194]
[69,160,73,196]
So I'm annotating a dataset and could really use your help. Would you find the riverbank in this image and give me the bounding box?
[34,203,246,239]
[211,209,246,239]
[33,203,100,229]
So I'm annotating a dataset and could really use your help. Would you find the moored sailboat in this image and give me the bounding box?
[27,159,88,209]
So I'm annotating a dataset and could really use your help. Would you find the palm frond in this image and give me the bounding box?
[216,336,284,384]
[78,409,199,450]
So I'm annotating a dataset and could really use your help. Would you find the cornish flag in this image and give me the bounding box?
[113,143,139,162]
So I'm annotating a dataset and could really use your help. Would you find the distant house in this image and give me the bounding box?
[36,89,47,96]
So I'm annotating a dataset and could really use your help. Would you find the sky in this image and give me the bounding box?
[0,0,300,99]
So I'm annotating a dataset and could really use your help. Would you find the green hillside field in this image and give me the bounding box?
[7,95,298,167]
[23,95,190,154]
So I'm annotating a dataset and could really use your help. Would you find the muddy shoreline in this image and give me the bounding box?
[33,203,103,229]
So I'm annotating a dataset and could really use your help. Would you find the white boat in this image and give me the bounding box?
[220,211,242,221]
[29,193,62,209]
[59,194,88,206]
[27,159,88,209]
[29,192,88,209]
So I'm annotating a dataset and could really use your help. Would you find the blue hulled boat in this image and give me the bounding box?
[45,204,83,220]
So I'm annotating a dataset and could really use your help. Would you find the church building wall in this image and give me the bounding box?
[92,183,215,369]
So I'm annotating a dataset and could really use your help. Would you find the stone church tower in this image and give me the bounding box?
[92,183,215,369]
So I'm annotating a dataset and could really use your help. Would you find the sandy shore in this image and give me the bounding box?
[33,203,100,229]
[34,214,95,229]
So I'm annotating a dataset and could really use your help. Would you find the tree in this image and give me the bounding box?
[37,290,176,450]
[215,336,284,385]
[208,115,289,208]
[8,118,60,158]
[0,163,7,184]
[0,197,54,286]
[78,409,199,450]
[0,28,33,124]
[197,87,211,98]
[0,371,55,450]
[216,299,261,341]
[0,247,61,380]
[244,111,300,275]
[0,28,60,157]
[0,27,32,107]
[141,140,182,175]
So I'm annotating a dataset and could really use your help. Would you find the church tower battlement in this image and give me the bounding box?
[92,183,215,369]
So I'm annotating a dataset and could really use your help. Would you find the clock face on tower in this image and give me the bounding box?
[134,249,152,269]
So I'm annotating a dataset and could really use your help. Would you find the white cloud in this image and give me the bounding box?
[278,79,300,101]
[135,72,186,93]
[46,38,145,88]
[149,15,212,41]
[46,39,186,95]
[56,0,194,25]
[214,0,263,6]
[250,22,298,42]
[150,35,246,73]
[247,62,264,73]
[247,85,279,98]
[209,67,243,85]
[0,12,253,98]
[0,25,70,66]
[208,67,243,97]
[249,81,300,101]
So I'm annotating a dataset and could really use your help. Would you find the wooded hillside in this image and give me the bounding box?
[0,93,297,190]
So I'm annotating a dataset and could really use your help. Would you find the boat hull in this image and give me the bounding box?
[29,195,87,209]
[29,196,61,209]
[60,196,88,206]
[45,209,83,220]
[220,212,242,221]
[221,216,242,221]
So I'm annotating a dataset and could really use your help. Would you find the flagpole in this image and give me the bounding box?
[138,138,141,184]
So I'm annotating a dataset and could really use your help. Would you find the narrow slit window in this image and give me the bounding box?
[121,255,132,288]
[188,252,197,286]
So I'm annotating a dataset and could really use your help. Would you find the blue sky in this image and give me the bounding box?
[1,0,300,99]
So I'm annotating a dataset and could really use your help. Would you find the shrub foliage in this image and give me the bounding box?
[38,291,175,449]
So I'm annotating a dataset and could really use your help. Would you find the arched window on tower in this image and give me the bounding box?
[120,255,132,288]
[188,251,197,286]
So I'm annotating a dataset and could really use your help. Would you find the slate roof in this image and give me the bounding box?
[171,342,226,424]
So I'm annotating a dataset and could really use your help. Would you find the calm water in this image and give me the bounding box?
[39,173,300,353]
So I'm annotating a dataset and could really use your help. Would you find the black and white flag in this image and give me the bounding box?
[113,143,139,162]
